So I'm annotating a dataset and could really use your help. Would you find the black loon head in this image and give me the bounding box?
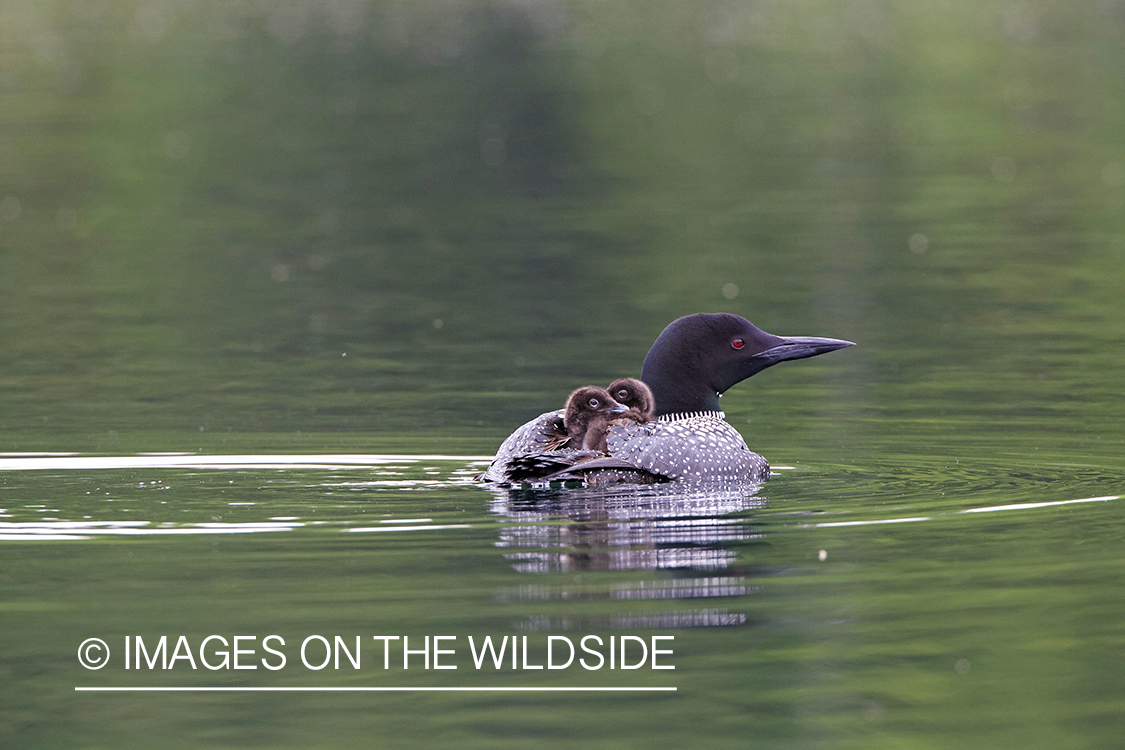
[563,386,629,452]
[606,377,656,422]
[640,312,855,416]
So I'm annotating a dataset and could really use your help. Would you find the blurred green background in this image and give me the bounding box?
[3,0,1120,458]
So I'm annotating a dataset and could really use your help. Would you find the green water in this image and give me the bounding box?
[2,1,1124,747]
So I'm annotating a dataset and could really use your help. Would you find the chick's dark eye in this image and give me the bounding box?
[616,389,628,400]
[588,398,600,408]
[731,338,745,350]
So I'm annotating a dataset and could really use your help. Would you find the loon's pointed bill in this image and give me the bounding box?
[752,335,856,367]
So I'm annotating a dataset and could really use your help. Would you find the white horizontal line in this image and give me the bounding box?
[1,527,293,537]
[961,495,1119,513]
[814,517,931,528]
[807,494,1121,529]
[75,686,676,692]
[347,524,471,533]
[0,455,495,471]
[2,534,92,541]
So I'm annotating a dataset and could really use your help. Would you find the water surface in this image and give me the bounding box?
[2,1,1124,748]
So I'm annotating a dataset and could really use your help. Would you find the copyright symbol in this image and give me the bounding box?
[78,638,110,670]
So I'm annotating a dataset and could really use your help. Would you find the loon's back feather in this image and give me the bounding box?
[477,409,565,483]
[604,416,768,482]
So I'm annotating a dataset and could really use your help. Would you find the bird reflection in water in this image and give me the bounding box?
[484,480,769,629]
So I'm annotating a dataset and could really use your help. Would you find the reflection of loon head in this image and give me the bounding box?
[606,377,655,422]
[563,386,628,452]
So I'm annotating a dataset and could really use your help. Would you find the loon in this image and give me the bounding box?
[479,312,854,485]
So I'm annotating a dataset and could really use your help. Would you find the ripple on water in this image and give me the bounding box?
[772,453,1123,517]
[0,453,490,543]
[1,453,1120,549]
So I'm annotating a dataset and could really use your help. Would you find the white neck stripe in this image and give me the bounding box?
[657,410,726,422]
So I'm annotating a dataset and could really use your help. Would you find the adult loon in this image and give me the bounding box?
[479,312,854,484]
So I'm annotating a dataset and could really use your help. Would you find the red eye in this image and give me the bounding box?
[731,338,745,350]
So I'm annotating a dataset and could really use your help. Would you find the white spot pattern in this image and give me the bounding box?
[605,413,769,482]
